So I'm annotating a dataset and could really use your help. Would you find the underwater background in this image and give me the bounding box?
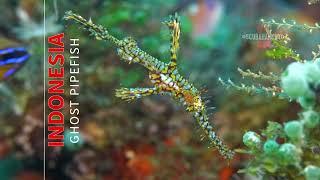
[0,0,319,179]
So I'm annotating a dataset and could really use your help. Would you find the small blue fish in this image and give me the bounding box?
[0,47,30,79]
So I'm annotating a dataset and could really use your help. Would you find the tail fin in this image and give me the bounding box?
[194,109,235,160]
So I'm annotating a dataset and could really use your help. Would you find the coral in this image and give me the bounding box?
[263,22,301,61]
[241,56,320,179]
[308,0,320,5]
[219,19,320,101]
[221,17,320,179]
[237,68,280,83]
[218,76,287,99]
[265,40,302,61]
[260,18,320,33]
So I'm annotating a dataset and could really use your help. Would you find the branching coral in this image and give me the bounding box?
[261,19,320,62]
[219,66,288,99]
[220,17,320,179]
[219,19,320,99]
[237,68,280,83]
[240,60,320,179]
[218,78,287,99]
[262,21,301,62]
[260,18,320,33]
[308,0,320,5]
[265,40,302,61]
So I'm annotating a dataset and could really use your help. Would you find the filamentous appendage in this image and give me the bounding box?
[237,68,280,83]
[64,11,234,159]
[308,0,320,5]
[218,78,288,99]
[260,18,320,33]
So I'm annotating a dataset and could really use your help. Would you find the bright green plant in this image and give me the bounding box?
[239,60,320,179]
[221,19,320,179]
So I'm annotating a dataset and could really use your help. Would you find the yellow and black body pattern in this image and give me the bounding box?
[64,11,234,160]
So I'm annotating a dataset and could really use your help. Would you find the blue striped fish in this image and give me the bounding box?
[0,47,30,79]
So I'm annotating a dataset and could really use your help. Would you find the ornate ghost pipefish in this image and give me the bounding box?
[64,11,234,160]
